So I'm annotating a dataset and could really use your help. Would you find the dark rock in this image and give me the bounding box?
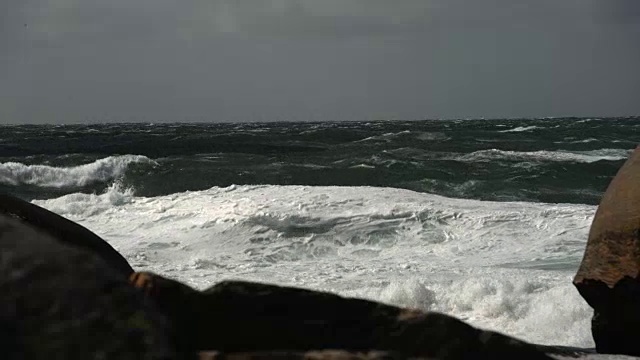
[197,346,596,360]
[532,345,596,358]
[131,272,552,359]
[573,145,640,355]
[197,350,420,360]
[0,212,176,360]
[0,192,133,276]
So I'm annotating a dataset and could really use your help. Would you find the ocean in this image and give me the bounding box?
[1,117,640,356]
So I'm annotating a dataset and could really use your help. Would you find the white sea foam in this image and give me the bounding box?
[0,155,157,188]
[34,181,135,218]
[499,125,540,133]
[356,130,449,143]
[31,184,603,350]
[458,148,631,163]
[355,130,412,142]
[554,138,600,144]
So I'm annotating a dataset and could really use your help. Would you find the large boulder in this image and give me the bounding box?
[573,145,640,355]
[130,272,553,359]
[0,211,176,360]
[0,193,133,276]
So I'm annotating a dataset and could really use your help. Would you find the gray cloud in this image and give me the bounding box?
[2,0,639,123]
[595,0,640,24]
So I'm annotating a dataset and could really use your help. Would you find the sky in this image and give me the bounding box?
[1,0,640,123]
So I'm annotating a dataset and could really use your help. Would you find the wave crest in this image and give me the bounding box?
[31,181,135,217]
[0,155,157,188]
[458,148,631,163]
[499,126,540,133]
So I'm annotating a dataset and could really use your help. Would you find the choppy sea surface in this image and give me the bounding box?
[2,117,639,356]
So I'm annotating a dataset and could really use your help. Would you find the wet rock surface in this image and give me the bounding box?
[573,146,640,356]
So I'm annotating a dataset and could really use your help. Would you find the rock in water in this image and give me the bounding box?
[130,271,552,359]
[0,192,133,276]
[573,145,640,356]
[0,213,176,360]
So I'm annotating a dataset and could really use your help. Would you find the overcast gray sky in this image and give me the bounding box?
[2,0,640,123]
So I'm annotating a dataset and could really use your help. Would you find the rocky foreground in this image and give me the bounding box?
[1,145,638,359]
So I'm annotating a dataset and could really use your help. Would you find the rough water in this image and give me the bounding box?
[1,117,639,356]
[2,117,637,204]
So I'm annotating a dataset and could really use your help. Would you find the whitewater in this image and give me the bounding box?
[0,155,156,187]
[33,183,597,349]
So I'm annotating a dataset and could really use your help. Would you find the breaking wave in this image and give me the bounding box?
[457,148,631,163]
[0,155,157,188]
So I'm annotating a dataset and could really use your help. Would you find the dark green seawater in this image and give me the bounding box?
[1,117,638,204]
